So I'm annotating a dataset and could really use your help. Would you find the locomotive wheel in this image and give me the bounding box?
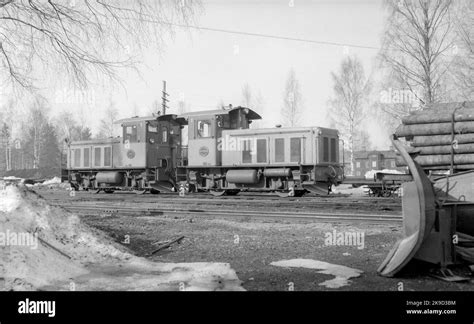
[225,189,239,196]
[209,190,226,197]
[275,191,291,198]
[150,188,161,195]
[293,189,307,197]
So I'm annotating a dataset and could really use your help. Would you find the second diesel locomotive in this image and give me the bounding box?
[66,106,343,196]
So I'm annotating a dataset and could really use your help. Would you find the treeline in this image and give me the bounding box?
[0,99,92,179]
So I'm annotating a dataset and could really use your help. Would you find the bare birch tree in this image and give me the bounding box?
[450,1,474,100]
[380,0,456,105]
[327,56,370,175]
[241,83,252,107]
[177,100,188,114]
[281,69,302,127]
[25,99,49,168]
[0,0,201,89]
[98,100,119,138]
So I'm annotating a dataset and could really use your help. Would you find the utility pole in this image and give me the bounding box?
[161,80,169,115]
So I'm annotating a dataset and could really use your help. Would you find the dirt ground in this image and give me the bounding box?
[79,211,474,291]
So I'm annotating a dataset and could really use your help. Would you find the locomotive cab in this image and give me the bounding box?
[114,114,186,187]
[180,106,261,167]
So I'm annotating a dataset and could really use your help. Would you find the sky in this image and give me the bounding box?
[39,0,391,148]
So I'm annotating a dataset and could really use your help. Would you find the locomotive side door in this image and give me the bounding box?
[156,121,172,181]
[187,116,217,166]
[146,120,160,168]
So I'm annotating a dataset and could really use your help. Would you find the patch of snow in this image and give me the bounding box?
[3,176,23,180]
[271,258,362,289]
[0,186,22,212]
[41,177,62,186]
[0,185,243,291]
[331,184,369,196]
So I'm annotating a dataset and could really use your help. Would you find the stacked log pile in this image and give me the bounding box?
[394,102,474,170]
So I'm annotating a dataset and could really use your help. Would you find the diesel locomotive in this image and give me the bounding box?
[65,106,343,196]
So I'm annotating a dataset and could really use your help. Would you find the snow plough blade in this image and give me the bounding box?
[378,136,437,277]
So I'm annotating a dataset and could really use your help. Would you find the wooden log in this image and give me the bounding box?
[402,108,474,125]
[395,121,474,137]
[421,164,474,170]
[395,160,474,170]
[411,134,474,147]
[406,143,474,155]
[150,236,185,255]
[396,154,474,166]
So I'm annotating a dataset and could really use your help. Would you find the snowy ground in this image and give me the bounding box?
[0,186,243,291]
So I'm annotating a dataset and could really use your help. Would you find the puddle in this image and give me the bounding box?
[271,258,362,288]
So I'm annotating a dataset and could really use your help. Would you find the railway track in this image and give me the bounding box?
[38,190,402,212]
[52,203,402,224]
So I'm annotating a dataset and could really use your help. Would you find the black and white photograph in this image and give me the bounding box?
[0,0,473,321]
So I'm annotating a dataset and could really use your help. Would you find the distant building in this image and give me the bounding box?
[353,150,407,177]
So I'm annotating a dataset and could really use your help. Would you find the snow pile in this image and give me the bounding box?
[2,176,23,181]
[364,169,403,180]
[331,184,369,196]
[0,186,22,213]
[271,259,362,289]
[41,177,62,186]
[0,186,243,291]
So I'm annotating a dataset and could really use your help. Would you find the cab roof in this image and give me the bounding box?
[114,116,158,124]
[179,106,262,120]
[114,107,262,125]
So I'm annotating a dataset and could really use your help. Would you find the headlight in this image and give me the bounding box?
[149,138,155,144]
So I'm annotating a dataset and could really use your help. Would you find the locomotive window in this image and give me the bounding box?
[74,149,81,167]
[242,139,252,163]
[84,148,90,167]
[196,120,211,138]
[124,125,138,143]
[256,139,267,163]
[275,138,285,163]
[290,138,301,163]
[94,147,101,167]
[330,138,336,162]
[323,137,329,162]
[162,126,168,143]
[148,124,158,133]
[104,147,112,167]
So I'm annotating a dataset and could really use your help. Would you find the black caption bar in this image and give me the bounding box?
[0,292,473,323]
